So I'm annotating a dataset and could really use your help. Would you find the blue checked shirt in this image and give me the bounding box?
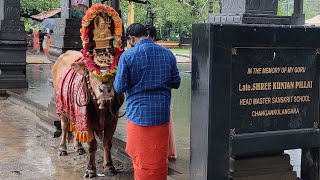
[114,38,181,126]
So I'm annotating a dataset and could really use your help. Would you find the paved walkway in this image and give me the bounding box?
[26,51,51,64]
[0,99,133,180]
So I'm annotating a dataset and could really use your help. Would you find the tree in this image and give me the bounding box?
[20,0,60,16]
[20,0,60,32]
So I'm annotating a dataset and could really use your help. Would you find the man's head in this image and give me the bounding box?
[145,23,157,40]
[126,23,148,47]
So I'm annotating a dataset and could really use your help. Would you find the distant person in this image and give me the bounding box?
[46,28,51,58]
[42,28,51,57]
[114,23,181,180]
[42,35,48,54]
[33,30,40,53]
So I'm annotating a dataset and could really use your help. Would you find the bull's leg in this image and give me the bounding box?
[58,115,69,156]
[103,117,119,176]
[74,140,86,155]
[84,138,97,178]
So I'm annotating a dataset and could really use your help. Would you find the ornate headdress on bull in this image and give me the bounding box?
[80,4,123,82]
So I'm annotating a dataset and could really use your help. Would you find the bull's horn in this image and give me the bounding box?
[97,99,101,104]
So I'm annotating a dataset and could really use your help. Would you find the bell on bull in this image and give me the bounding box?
[52,4,125,178]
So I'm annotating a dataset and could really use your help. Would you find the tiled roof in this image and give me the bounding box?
[31,8,61,21]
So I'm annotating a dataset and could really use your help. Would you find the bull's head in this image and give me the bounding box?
[71,61,115,109]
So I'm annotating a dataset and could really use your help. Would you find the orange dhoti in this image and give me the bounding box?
[126,120,169,180]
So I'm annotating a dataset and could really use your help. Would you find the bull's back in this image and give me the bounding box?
[52,50,83,90]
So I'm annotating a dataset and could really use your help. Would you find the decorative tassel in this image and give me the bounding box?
[76,130,94,143]
[69,122,76,132]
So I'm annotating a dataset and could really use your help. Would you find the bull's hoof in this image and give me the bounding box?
[58,148,68,156]
[76,147,86,155]
[105,166,117,176]
[84,171,97,178]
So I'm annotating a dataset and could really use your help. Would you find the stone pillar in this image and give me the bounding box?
[209,0,304,25]
[0,0,28,89]
[111,0,120,12]
[208,0,214,13]
[291,0,305,25]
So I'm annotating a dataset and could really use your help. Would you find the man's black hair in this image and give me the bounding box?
[126,23,148,38]
[145,23,157,39]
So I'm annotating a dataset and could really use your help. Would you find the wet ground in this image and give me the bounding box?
[0,99,133,180]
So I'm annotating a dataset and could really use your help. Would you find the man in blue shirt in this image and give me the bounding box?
[114,23,180,180]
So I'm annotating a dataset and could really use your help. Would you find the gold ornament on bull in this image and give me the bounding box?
[93,15,114,49]
[80,4,123,82]
[93,15,115,69]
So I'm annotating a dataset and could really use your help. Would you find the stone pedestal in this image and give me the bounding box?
[231,154,297,180]
[48,0,83,62]
[48,18,82,62]
[209,0,304,25]
[0,0,28,89]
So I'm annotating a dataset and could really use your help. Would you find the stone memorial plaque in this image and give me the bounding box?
[231,48,319,133]
[191,24,320,180]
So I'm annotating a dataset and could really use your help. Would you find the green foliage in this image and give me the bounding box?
[304,0,319,19]
[20,0,60,15]
[120,0,215,40]
[170,48,190,55]
[278,0,319,19]
[20,0,60,33]
[22,17,40,32]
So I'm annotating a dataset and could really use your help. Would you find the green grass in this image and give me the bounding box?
[170,48,190,55]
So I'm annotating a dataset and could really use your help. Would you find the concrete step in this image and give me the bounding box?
[231,154,297,180]
[168,174,189,180]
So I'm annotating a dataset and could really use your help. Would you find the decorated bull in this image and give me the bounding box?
[52,4,124,177]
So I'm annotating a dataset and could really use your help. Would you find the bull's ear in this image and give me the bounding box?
[71,62,87,75]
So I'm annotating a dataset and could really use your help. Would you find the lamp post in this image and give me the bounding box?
[146,6,156,26]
